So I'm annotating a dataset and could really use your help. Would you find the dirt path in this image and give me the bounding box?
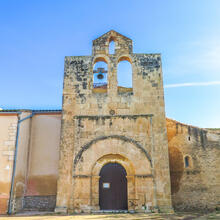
[0,212,219,220]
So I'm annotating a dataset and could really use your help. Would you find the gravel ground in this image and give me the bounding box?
[0,211,219,220]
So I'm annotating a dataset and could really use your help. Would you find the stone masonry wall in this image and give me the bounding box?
[23,195,56,211]
[0,114,18,214]
[167,118,220,211]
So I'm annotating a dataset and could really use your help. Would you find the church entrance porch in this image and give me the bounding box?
[56,135,169,213]
[99,163,128,210]
[66,135,156,213]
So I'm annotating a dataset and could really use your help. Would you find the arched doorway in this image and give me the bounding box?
[99,163,128,210]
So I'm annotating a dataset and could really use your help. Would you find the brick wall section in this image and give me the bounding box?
[0,196,9,214]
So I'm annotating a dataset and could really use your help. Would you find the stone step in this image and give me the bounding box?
[92,210,129,213]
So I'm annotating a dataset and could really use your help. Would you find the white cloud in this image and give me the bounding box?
[190,42,220,71]
[166,37,220,76]
[165,81,220,88]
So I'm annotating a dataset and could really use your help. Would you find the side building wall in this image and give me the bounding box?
[167,118,220,211]
[0,111,61,214]
[24,113,61,211]
[0,114,18,214]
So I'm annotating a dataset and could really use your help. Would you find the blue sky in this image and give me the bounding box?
[0,0,220,128]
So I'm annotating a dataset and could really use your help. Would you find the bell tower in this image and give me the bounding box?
[55,30,173,213]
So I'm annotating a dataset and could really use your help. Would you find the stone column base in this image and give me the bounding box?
[54,206,68,213]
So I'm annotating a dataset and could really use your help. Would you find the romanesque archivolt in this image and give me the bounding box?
[73,135,152,170]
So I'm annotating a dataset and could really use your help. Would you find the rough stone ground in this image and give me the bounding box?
[0,212,220,220]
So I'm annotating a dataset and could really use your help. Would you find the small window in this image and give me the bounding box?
[93,60,108,93]
[184,156,189,168]
[109,40,115,54]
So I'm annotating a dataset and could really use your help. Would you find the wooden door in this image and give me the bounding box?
[99,163,128,210]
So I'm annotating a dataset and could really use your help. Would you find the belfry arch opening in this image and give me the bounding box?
[117,57,133,93]
[99,162,128,210]
[93,59,108,93]
[109,40,115,54]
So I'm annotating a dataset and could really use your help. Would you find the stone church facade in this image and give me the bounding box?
[56,30,172,213]
[0,30,219,214]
